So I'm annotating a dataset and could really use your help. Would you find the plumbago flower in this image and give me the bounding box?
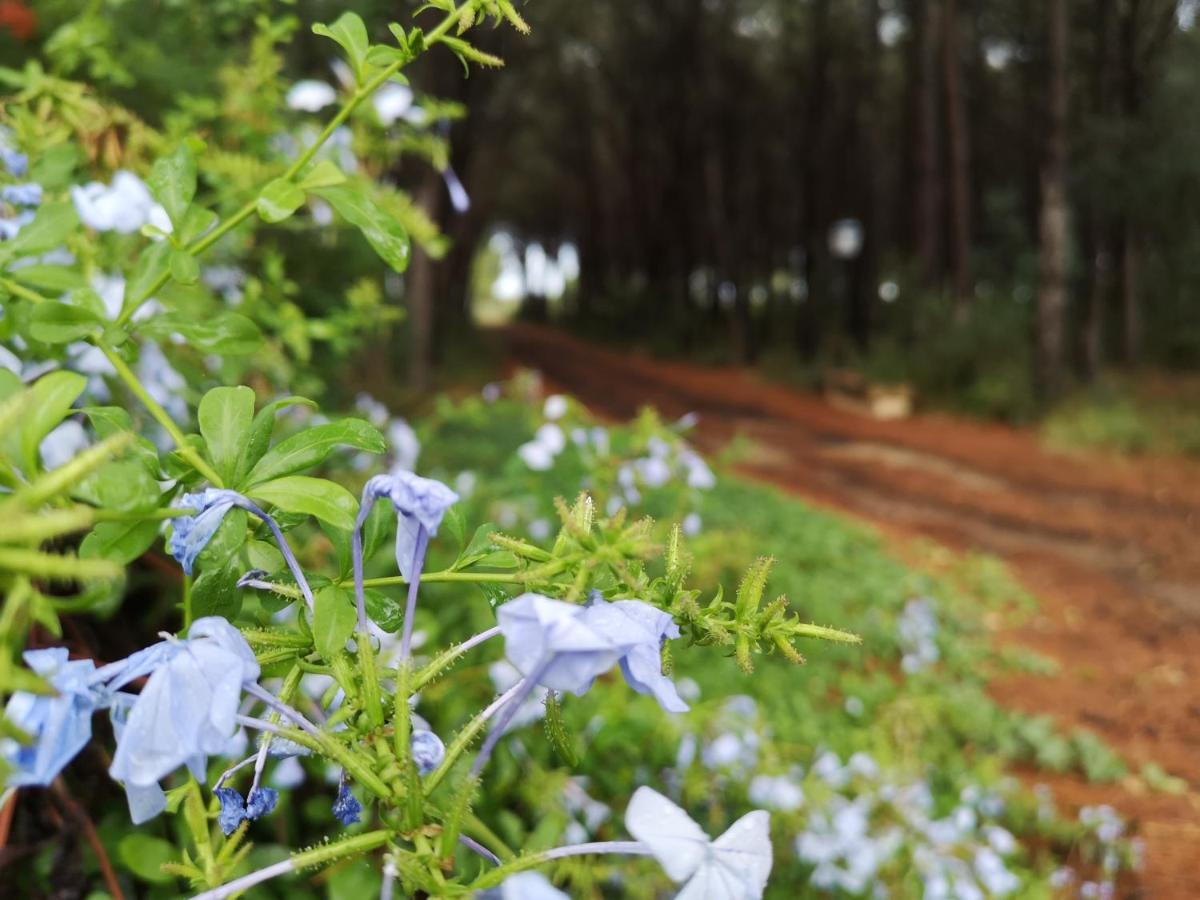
[2,618,263,825]
[71,170,172,234]
[482,787,772,900]
[625,787,773,900]
[1,649,107,786]
[167,488,316,609]
[107,617,261,823]
[498,593,688,712]
[352,470,458,658]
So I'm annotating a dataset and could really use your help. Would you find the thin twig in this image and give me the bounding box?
[51,779,126,900]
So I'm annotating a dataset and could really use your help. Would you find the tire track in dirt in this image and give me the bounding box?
[501,323,1200,899]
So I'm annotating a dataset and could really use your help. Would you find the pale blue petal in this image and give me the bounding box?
[411,729,445,776]
[365,471,458,580]
[2,650,104,787]
[125,781,167,825]
[479,872,569,900]
[108,620,259,820]
[496,594,625,696]
[167,489,242,575]
[581,599,688,713]
[394,514,422,583]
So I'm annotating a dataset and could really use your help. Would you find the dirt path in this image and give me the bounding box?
[501,323,1200,898]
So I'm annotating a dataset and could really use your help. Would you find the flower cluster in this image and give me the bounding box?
[72,170,173,235]
[897,595,940,674]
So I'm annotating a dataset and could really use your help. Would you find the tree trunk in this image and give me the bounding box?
[912,0,942,283]
[1081,217,1110,380]
[407,170,445,393]
[1036,0,1070,401]
[1120,227,1141,365]
[847,0,883,350]
[942,0,973,320]
[798,0,831,360]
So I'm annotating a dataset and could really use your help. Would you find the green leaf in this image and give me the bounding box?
[364,588,403,632]
[169,249,199,285]
[199,386,255,484]
[117,833,176,884]
[17,371,86,474]
[313,184,410,273]
[74,459,159,513]
[81,406,160,473]
[313,13,370,81]
[123,241,172,310]
[28,301,104,344]
[313,584,356,660]
[191,564,242,621]
[248,476,358,531]
[244,419,385,487]
[365,45,407,68]
[178,206,219,244]
[298,160,346,190]
[10,264,88,293]
[257,178,306,224]
[139,311,262,355]
[361,499,394,562]
[148,144,197,226]
[3,202,78,257]
[80,518,160,565]
[234,396,317,487]
[443,505,466,551]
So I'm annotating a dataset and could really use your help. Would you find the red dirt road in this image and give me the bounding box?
[501,323,1200,898]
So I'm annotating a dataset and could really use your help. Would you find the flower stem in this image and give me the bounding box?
[117,1,474,330]
[234,497,316,611]
[423,681,524,796]
[398,527,430,663]
[361,570,525,589]
[411,626,500,693]
[467,841,653,891]
[467,663,548,779]
[188,829,391,900]
[94,341,224,486]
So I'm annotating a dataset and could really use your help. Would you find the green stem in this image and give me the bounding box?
[0,277,47,305]
[115,0,474,330]
[91,507,191,522]
[182,574,192,629]
[0,546,121,581]
[360,571,525,590]
[94,342,224,486]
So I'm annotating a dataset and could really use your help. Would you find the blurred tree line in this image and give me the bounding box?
[454,0,1200,414]
[5,0,1200,415]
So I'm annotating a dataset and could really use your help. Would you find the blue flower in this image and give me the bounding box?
[495,594,688,713]
[247,786,279,818]
[2,649,108,787]
[215,786,247,835]
[215,785,279,835]
[332,780,362,826]
[167,489,243,575]
[0,148,27,178]
[70,170,172,235]
[363,472,458,579]
[107,617,260,824]
[411,729,445,776]
[497,593,625,697]
[0,210,34,241]
[580,599,688,713]
[1,183,41,208]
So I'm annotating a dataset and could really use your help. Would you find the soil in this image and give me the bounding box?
[501,323,1200,899]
